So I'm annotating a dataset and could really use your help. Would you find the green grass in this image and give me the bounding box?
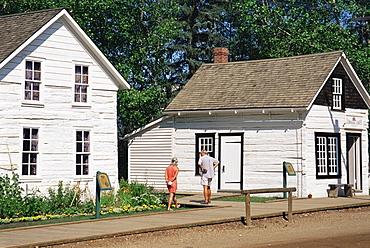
[214,195,282,202]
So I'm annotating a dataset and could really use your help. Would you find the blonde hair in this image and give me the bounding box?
[171,157,178,166]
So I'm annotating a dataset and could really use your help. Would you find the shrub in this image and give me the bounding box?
[117,179,166,208]
[0,173,24,219]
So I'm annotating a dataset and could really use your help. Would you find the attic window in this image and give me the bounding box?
[25,61,41,101]
[74,65,89,103]
[332,78,342,110]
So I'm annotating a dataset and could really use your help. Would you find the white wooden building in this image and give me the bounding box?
[0,9,129,195]
[125,49,370,198]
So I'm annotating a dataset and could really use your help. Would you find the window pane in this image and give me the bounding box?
[22,164,28,175]
[82,66,88,75]
[22,153,29,163]
[26,71,32,80]
[76,155,81,163]
[83,165,89,175]
[31,128,38,138]
[23,128,30,139]
[26,61,32,70]
[75,75,81,84]
[84,131,90,141]
[83,142,90,152]
[76,142,82,152]
[34,62,41,71]
[34,71,41,81]
[81,85,87,93]
[82,75,88,84]
[23,141,30,151]
[25,82,31,90]
[76,131,82,141]
[33,91,39,101]
[30,164,37,175]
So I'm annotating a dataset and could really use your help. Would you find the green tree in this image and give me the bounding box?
[231,0,370,88]
[168,0,231,84]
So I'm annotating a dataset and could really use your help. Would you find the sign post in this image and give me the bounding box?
[95,171,112,219]
[283,162,296,199]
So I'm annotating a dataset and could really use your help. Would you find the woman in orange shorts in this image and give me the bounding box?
[165,157,180,211]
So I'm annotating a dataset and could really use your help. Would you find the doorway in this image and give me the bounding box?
[346,133,362,190]
[218,133,243,191]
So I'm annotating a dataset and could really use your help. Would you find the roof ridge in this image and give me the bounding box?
[205,50,343,66]
[0,8,64,19]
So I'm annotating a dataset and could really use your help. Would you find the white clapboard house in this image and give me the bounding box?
[0,8,129,195]
[125,49,370,198]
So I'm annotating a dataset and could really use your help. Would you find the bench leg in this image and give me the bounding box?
[328,186,339,198]
[344,185,353,197]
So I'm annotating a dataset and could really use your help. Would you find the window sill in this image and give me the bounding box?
[19,177,42,183]
[73,176,94,182]
[21,102,45,108]
[71,103,91,109]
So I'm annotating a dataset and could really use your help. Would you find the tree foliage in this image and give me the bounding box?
[1,0,369,135]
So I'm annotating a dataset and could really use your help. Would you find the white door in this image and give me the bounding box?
[219,134,243,190]
[347,134,362,190]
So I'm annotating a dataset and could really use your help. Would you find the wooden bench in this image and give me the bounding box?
[241,187,296,226]
[328,184,353,198]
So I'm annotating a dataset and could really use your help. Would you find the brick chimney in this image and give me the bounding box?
[213,47,229,63]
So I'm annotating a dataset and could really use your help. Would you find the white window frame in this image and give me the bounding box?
[198,137,214,154]
[72,62,92,106]
[22,58,45,106]
[316,133,341,178]
[75,130,91,176]
[21,127,39,176]
[332,78,342,110]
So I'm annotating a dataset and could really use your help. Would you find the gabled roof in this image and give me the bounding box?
[165,51,369,113]
[0,8,129,89]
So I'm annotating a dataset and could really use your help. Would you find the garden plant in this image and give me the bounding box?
[0,172,167,225]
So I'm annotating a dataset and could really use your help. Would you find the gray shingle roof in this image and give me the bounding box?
[165,51,343,112]
[0,8,64,64]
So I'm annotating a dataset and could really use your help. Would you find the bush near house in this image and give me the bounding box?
[0,173,167,222]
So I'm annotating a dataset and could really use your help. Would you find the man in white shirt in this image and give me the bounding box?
[198,150,219,204]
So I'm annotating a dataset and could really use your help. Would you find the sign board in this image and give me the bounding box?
[97,171,112,190]
[283,162,296,176]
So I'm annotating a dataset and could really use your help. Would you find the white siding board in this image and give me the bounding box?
[0,17,121,195]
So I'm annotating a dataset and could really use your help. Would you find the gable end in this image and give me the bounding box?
[313,62,368,109]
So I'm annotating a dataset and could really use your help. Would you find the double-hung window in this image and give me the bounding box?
[22,128,39,175]
[332,78,342,110]
[315,133,341,178]
[25,61,41,101]
[74,65,89,103]
[76,130,90,175]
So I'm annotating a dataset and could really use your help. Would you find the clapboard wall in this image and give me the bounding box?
[0,20,120,195]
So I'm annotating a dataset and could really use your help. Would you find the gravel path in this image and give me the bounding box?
[51,206,370,248]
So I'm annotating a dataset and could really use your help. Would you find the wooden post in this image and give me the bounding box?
[245,192,251,226]
[288,191,293,222]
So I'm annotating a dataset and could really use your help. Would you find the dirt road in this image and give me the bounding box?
[51,206,370,248]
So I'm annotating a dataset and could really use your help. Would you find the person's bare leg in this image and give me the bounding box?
[167,192,174,210]
[207,186,211,203]
[173,194,178,206]
[203,185,208,202]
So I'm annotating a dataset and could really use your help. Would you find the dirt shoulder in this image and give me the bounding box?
[51,206,370,248]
